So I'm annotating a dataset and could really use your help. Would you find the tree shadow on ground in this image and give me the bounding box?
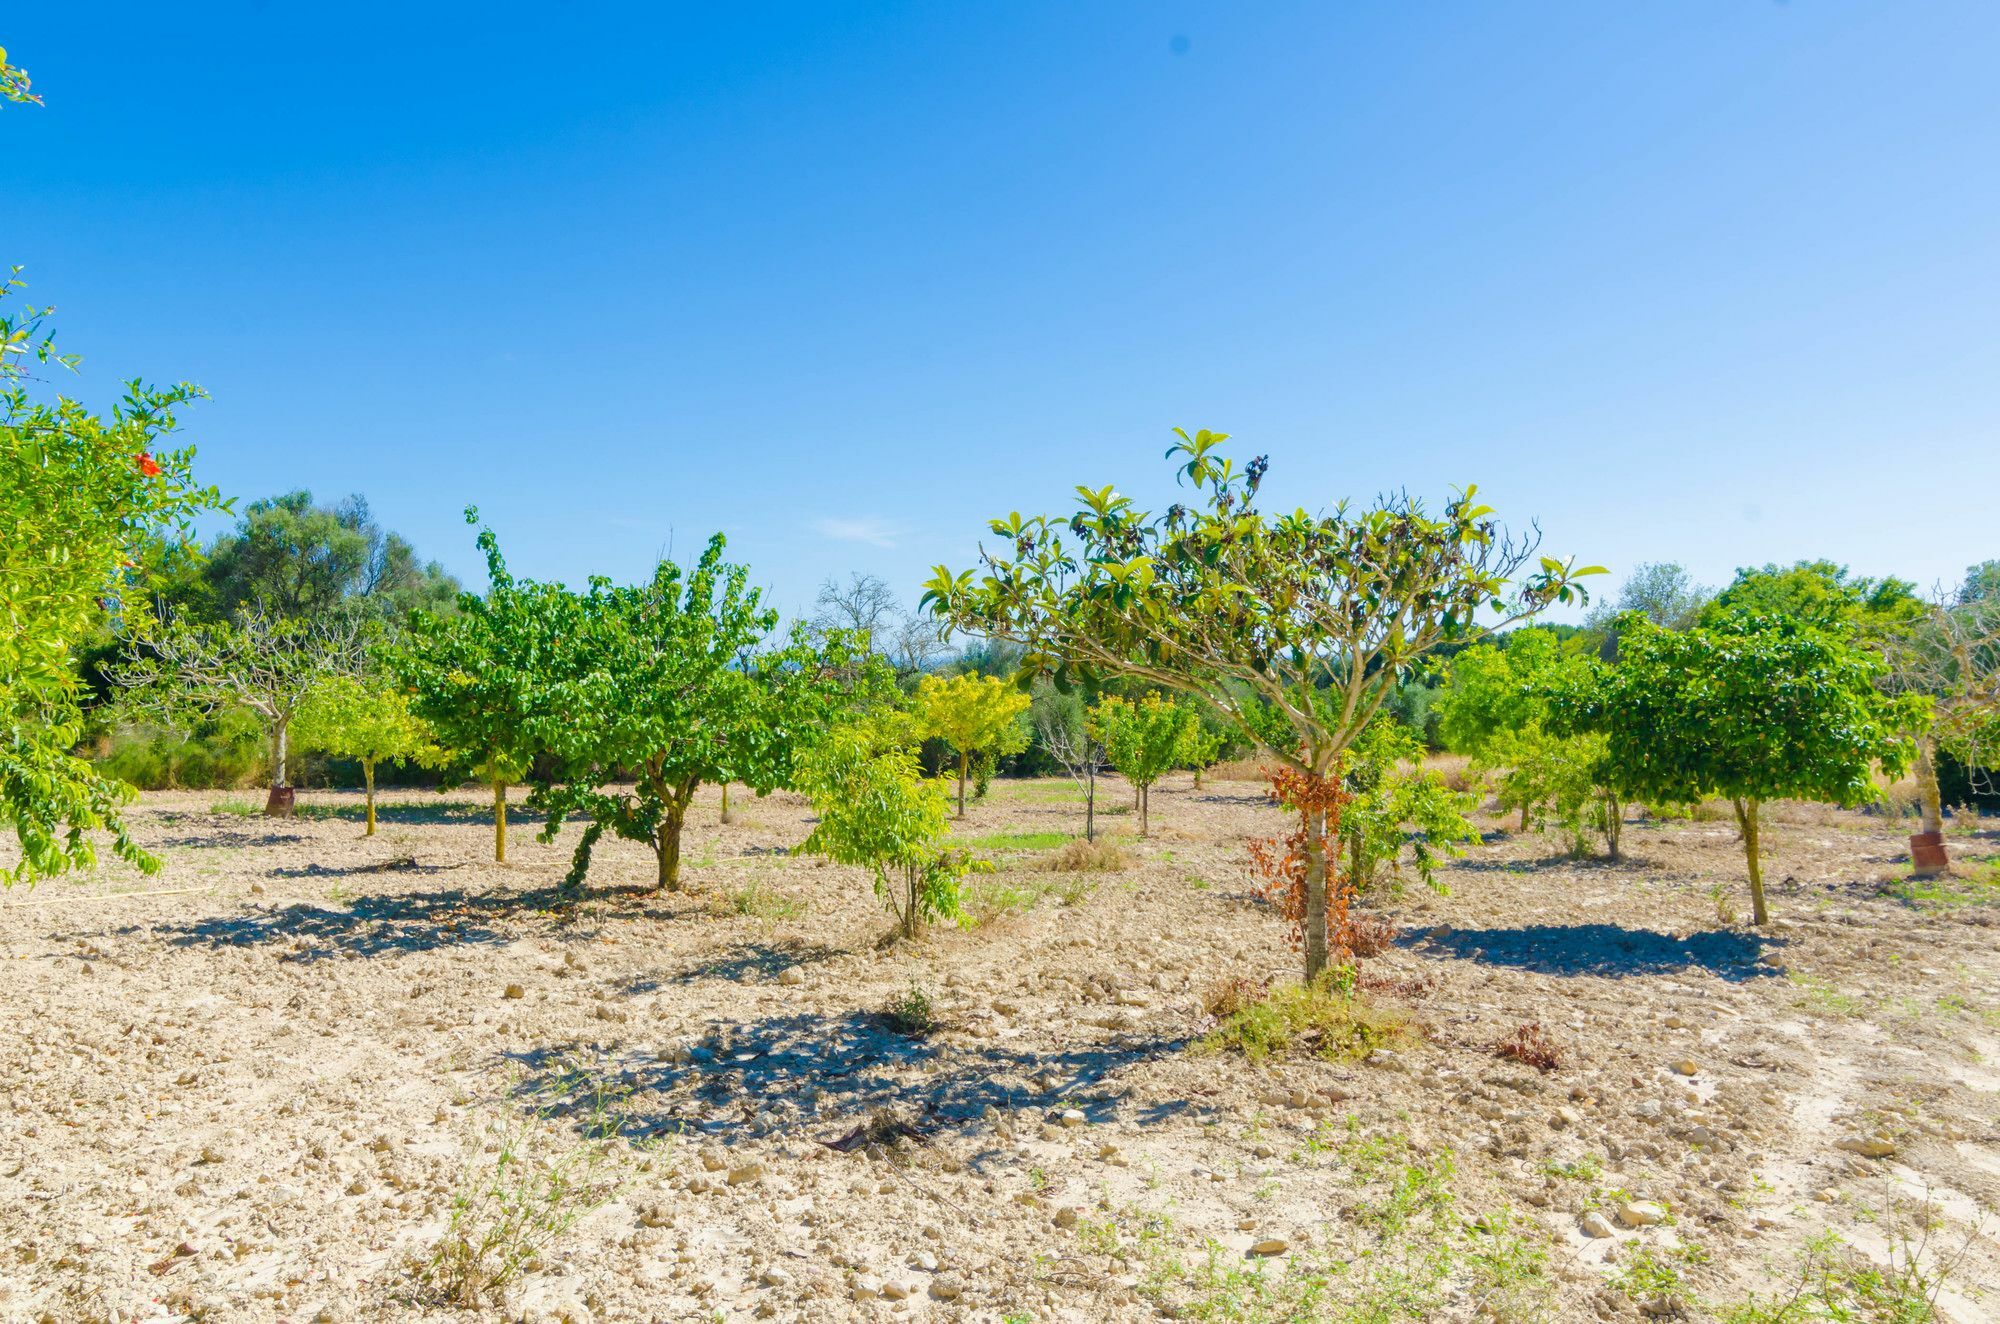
[134,881,675,960]
[1400,923,1785,982]
[269,858,470,879]
[500,1012,1194,1154]
[610,940,843,995]
[154,830,312,849]
[1449,852,1639,875]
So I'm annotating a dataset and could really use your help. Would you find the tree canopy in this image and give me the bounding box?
[199,490,459,624]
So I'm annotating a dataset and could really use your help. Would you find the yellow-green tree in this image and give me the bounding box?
[914,673,1029,816]
[294,674,443,835]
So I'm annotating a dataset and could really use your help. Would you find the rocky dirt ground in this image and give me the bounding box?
[2,775,1997,1323]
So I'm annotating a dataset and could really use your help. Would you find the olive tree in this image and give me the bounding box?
[522,534,881,894]
[111,607,364,816]
[923,429,1597,978]
[913,672,1030,816]
[1,270,223,881]
[1550,612,1918,925]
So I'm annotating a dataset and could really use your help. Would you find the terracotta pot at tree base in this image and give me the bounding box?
[265,785,296,818]
[1908,831,1948,875]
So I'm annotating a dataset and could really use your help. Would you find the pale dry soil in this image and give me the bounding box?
[2,778,1998,1323]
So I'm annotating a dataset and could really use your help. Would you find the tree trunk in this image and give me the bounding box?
[1084,770,1096,843]
[1303,803,1330,981]
[957,753,969,818]
[1193,767,1204,791]
[493,780,508,863]
[1734,797,1768,926]
[900,862,921,939]
[1139,784,1150,837]
[1518,802,1529,833]
[363,759,377,836]
[720,782,734,825]
[1914,737,1944,836]
[1603,794,1621,861]
[656,796,687,891]
[265,720,293,817]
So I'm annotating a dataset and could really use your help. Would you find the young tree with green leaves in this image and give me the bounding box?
[110,608,363,817]
[519,534,882,894]
[1549,612,1919,925]
[1179,718,1226,790]
[1338,719,1481,891]
[294,673,443,835]
[793,724,971,939]
[924,429,1597,979]
[913,672,1030,817]
[390,510,549,862]
[1,271,224,881]
[1088,693,1196,836]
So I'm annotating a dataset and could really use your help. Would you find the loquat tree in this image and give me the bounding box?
[924,429,1597,979]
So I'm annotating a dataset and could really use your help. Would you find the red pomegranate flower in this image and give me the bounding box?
[135,452,162,477]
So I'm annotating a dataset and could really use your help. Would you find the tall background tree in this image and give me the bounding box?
[925,429,1597,979]
[810,572,950,680]
[199,491,459,624]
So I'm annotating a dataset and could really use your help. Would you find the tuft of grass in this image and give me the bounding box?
[1713,1226,1966,1324]
[211,795,261,816]
[882,983,939,1036]
[1888,859,2000,909]
[950,829,1072,852]
[1200,974,1270,1019]
[1790,972,1866,1017]
[1041,837,1131,873]
[711,879,804,921]
[1199,972,1410,1063]
[414,1119,617,1305]
[964,872,1096,923]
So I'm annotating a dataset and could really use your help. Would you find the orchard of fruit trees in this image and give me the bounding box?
[11,269,1997,986]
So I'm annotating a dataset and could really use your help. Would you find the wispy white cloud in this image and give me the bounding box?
[815,517,898,549]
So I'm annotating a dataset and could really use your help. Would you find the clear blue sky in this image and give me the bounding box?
[10,2,1998,621]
